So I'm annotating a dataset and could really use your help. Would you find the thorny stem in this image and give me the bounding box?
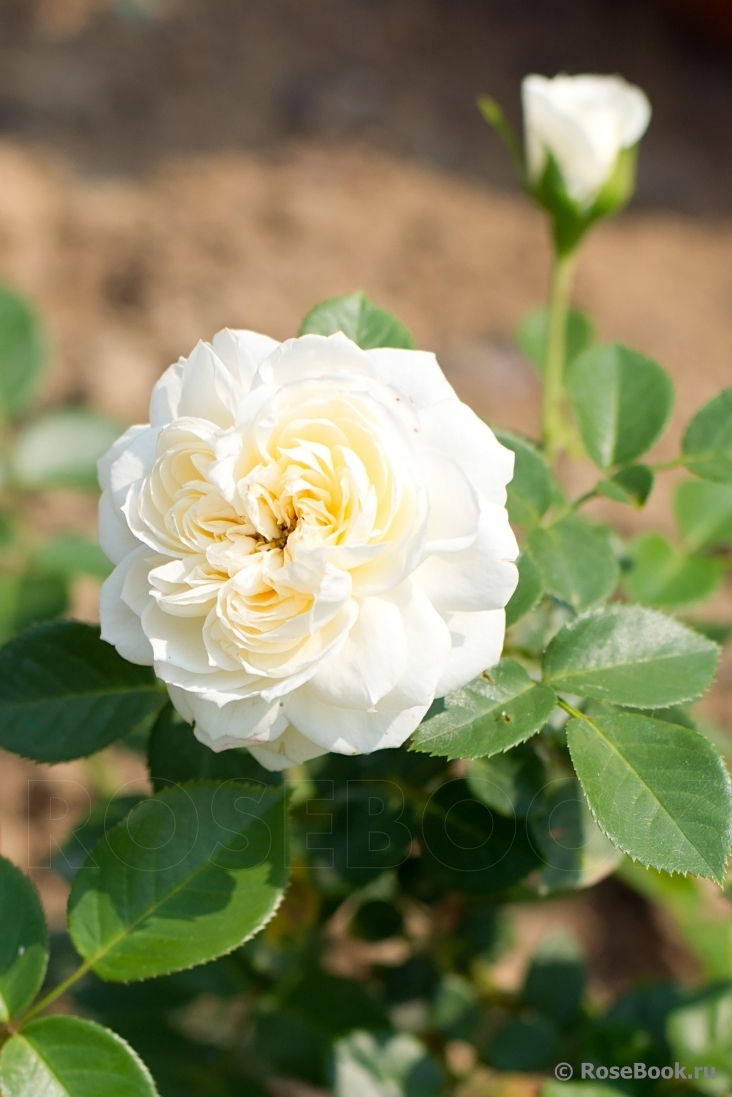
[542,248,578,465]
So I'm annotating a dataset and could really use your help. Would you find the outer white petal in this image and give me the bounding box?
[212,328,280,397]
[414,502,519,613]
[421,448,479,554]
[377,582,451,710]
[98,489,141,565]
[98,424,150,493]
[99,548,154,665]
[252,332,378,391]
[435,609,506,697]
[150,361,185,427]
[177,341,240,427]
[285,686,429,755]
[307,595,407,709]
[366,348,457,409]
[248,725,328,771]
[108,426,159,511]
[168,684,288,747]
[418,401,514,506]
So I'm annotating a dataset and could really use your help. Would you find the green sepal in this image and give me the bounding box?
[298,291,415,350]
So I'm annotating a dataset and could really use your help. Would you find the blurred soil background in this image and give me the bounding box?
[2,0,732,1019]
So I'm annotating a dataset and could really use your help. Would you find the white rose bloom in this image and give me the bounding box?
[522,74,651,207]
[98,330,519,769]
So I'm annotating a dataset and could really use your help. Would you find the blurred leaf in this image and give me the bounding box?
[12,409,121,490]
[467,741,546,818]
[495,430,553,527]
[487,1016,557,1072]
[306,778,413,889]
[429,973,480,1040]
[33,534,113,579]
[0,856,48,1022]
[283,969,387,1038]
[0,286,46,419]
[675,478,732,550]
[298,291,415,349]
[352,900,404,942]
[332,1031,444,1097]
[542,1085,625,1097]
[683,388,732,483]
[566,343,673,469]
[0,570,69,646]
[528,779,623,893]
[567,713,732,880]
[543,605,719,709]
[0,1015,159,1097]
[0,622,165,762]
[506,552,544,627]
[411,659,556,760]
[668,984,732,1089]
[147,703,281,791]
[525,515,620,611]
[624,533,722,609]
[421,778,540,894]
[621,860,732,981]
[596,464,654,507]
[52,795,145,883]
[68,782,289,982]
[523,931,585,1024]
[516,307,595,376]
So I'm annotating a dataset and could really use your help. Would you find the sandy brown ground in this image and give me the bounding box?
[0,135,730,998]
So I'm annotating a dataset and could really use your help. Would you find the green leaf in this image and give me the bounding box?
[410,659,556,760]
[516,307,595,376]
[683,388,732,483]
[0,1015,158,1096]
[0,622,165,762]
[0,286,46,419]
[525,515,620,611]
[505,552,543,627]
[298,291,415,350]
[675,478,732,550]
[33,534,113,579]
[12,409,121,490]
[567,712,732,880]
[624,533,722,609]
[147,703,281,791]
[52,796,146,883]
[667,984,732,1083]
[543,604,719,708]
[596,464,654,507]
[566,343,673,469]
[0,856,48,1022]
[332,1031,444,1097]
[68,781,289,981]
[467,741,546,818]
[495,430,552,527]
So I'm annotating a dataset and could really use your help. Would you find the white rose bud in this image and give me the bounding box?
[98,331,518,769]
[522,73,651,209]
